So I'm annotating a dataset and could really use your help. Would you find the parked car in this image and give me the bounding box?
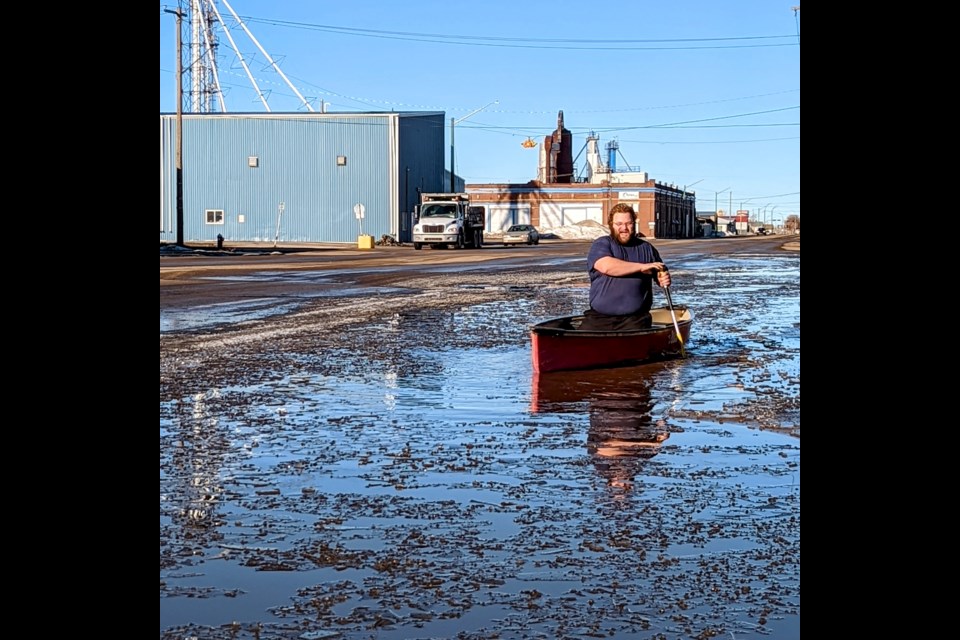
[502,224,540,246]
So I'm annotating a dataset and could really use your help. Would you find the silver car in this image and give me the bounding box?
[502,224,540,246]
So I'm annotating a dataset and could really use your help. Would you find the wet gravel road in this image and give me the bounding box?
[160,235,800,639]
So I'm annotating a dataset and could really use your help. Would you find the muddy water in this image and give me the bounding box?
[160,248,800,639]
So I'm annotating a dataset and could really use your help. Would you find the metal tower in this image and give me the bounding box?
[189,1,220,112]
[169,0,315,113]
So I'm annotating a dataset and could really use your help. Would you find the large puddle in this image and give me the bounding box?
[160,250,800,639]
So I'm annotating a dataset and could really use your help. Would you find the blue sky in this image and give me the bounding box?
[159,1,800,221]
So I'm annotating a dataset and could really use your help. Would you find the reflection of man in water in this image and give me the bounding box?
[587,400,669,490]
[530,369,670,491]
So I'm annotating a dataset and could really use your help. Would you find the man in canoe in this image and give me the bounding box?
[579,203,672,331]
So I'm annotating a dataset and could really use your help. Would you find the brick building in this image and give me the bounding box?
[467,112,697,239]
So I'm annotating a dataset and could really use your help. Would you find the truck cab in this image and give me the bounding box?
[412,193,485,250]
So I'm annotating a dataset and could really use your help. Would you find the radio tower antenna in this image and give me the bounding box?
[203,0,269,111]
[181,0,223,112]
[176,0,315,113]
[219,0,315,111]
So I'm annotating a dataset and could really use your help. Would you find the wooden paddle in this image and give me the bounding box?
[660,268,685,358]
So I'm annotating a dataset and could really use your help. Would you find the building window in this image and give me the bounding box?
[205,209,224,225]
[248,156,259,168]
[336,155,347,166]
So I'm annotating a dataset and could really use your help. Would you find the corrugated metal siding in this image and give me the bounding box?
[159,118,178,241]
[397,114,445,242]
[159,112,445,244]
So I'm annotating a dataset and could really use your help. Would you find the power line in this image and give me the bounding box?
[241,17,799,51]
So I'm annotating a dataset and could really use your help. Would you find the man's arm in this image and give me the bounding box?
[594,256,664,277]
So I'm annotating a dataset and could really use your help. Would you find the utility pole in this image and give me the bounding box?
[683,179,704,238]
[715,187,730,230]
[164,8,185,246]
[450,100,498,192]
[449,117,455,193]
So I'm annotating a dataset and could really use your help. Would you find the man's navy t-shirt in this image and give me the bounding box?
[586,235,663,316]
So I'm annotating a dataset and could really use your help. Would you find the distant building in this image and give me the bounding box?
[159,109,699,244]
[468,112,698,239]
[696,214,716,238]
[159,111,446,244]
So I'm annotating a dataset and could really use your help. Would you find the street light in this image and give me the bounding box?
[715,187,730,216]
[772,212,785,233]
[450,100,499,192]
[715,187,730,230]
[681,180,703,237]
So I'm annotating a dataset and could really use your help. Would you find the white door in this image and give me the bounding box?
[486,206,531,232]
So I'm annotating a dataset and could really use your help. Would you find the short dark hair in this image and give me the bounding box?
[608,203,636,224]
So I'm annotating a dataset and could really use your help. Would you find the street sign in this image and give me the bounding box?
[353,203,366,219]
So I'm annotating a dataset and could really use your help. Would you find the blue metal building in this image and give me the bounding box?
[159,111,446,245]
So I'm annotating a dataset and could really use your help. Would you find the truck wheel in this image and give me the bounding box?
[414,243,422,250]
[456,233,465,249]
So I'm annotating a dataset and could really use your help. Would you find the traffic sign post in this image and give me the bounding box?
[354,203,373,249]
[273,201,286,247]
[353,203,366,236]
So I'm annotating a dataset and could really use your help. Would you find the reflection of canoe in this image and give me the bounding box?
[531,367,660,412]
[530,306,692,373]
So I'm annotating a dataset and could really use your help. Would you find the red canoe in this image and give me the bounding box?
[530,306,693,373]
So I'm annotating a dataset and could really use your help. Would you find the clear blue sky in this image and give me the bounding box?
[159,1,800,222]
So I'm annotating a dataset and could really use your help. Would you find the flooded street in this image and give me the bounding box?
[160,237,800,639]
